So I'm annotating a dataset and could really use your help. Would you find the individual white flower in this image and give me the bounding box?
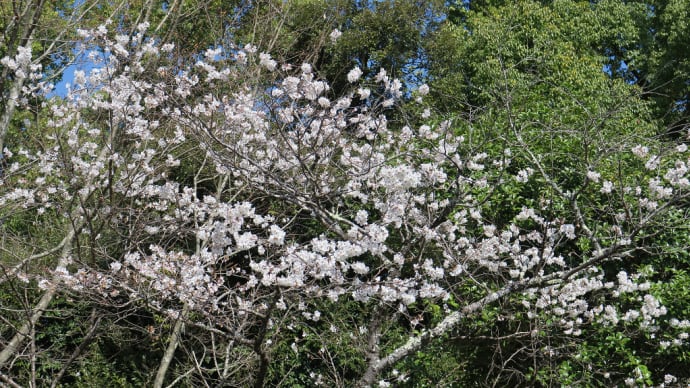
[631,144,648,158]
[664,374,677,384]
[354,210,368,225]
[418,84,429,96]
[516,168,533,183]
[559,224,576,239]
[388,79,403,98]
[334,96,351,110]
[110,262,122,273]
[422,259,444,280]
[317,97,330,108]
[271,87,285,98]
[145,226,160,234]
[351,262,369,275]
[586,170,600,182]
[301,63,312,74]
[15,45,32,67]
[0,56,17,71]
[268,225,286,246]
[644,155,660,170]
[38,279,52,290]
[204,47,220,62]
[259,53,277,71]
[347,66,363,83]
[357,87,370,100]
[136,21,150,32]
[235,50,247,64]
[601,180,614,193]
[236,232,258,250]
[375,68,387,82]
[329,28,342,43]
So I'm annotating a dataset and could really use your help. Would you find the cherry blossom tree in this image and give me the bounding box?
[1,21,689,387]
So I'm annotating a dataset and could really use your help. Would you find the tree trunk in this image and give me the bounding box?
[153,305,189,388]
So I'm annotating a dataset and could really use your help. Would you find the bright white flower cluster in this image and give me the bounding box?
[1,45,32,72]
[347,66,363,83]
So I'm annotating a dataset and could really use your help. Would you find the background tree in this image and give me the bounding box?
[227,0,444,96]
